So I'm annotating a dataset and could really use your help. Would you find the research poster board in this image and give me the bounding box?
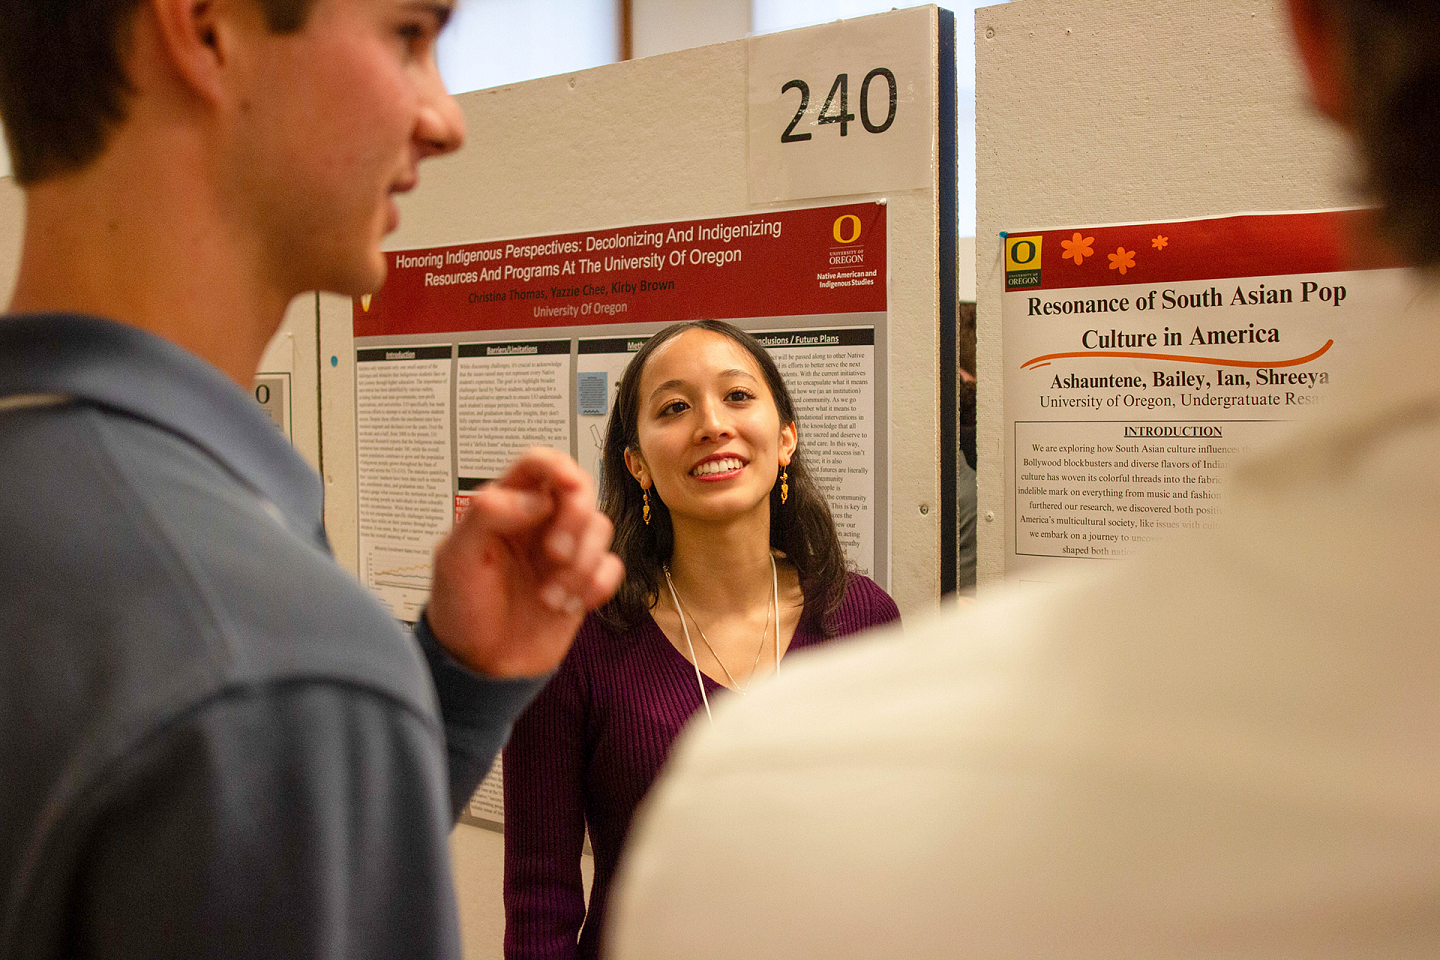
[318,7,953,851]
[321,5,953,625]
[353,201,888,826]
[1002,210,1414,582]
[352,201,889,623]
[973,0,1368,591]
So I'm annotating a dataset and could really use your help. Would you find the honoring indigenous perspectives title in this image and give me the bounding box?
[389,219,786,290]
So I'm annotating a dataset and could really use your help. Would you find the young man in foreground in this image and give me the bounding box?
[610,0,1440,955]
[0,0,621,956]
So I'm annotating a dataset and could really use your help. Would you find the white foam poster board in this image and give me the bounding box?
[999,209,1416,581]
[320,6,956,617]
[349,203,891,622]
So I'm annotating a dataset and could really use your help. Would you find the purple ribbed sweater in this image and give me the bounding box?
[501,573,900,960]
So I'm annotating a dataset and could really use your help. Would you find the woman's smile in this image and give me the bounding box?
[691,455,747,480]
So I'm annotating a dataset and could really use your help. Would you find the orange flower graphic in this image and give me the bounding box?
[1108,246,1137,275]
[1060,232,1094,265]
[1151,235,1169,250]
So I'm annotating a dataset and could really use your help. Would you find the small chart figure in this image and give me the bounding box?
[364,546,434,622]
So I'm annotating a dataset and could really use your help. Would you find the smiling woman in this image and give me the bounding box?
[499,319,900,960]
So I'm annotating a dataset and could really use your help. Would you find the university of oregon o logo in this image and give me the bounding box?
[833,215,862,244]
[1005,235,1043,290]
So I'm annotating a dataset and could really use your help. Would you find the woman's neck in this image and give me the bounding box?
[665,509,777,612]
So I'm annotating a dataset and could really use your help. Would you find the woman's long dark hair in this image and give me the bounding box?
[597,320,850,636]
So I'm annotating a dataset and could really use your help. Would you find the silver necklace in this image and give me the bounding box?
[662,555,780,723]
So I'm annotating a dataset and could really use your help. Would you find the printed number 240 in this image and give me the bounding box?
[781,69,897,143]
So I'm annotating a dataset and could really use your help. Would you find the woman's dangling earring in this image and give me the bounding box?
[780,467,789,505]
[643,487,651,525]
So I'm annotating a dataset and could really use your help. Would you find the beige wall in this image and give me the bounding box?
[973,0,1355,589]
[958,236,975,302]
[0,176,19,306]
[632,0,750,57]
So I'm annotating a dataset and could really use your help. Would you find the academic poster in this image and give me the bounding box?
[1002,210,1415,582]
[352,203,890,828]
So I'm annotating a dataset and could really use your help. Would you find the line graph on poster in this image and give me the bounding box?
[365,545,434,617]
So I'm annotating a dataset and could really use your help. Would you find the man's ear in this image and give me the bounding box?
[623,448,650,488]
[1286,0,1352,125]
[143,0,243,104]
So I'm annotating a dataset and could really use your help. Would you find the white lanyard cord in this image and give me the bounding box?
[662,555,780,725]
[663,571,714,723]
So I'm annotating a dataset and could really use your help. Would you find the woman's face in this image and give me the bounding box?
[624,329,797,527]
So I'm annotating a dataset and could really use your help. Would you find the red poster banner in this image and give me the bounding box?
[354,203,887,337]
[1003,209,1404,294]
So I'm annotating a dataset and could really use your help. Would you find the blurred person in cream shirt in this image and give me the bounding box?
[607,0,1440,956]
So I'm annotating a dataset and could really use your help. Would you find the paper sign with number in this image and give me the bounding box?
[747,6,936,203]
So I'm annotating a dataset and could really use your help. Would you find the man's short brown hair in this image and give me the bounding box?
[0,0,315,186]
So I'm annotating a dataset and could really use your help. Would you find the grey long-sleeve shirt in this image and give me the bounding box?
[0,314,542,959]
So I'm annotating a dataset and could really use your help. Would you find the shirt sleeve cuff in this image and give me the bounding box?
[414,612,551,818]
[413,612,550,730]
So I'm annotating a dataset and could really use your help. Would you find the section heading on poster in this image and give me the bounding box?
[755,328,875,348]
[357,345,453,362]
[457,340,571,358]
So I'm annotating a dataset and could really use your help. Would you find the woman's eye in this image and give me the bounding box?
[726,389,754,402]
[659,400,688,416]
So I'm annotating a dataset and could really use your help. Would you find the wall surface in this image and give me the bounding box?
[258,294,323,473]
[958,236,975,302]
[0,176,19,305]
[632,0,750,57]
[973,0,1355,589]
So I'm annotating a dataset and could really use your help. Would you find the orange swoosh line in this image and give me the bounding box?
[1021,339,1333,371]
